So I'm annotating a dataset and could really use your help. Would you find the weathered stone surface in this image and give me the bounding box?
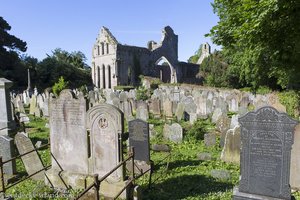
[50,89,88,174]
[86,103,124,182]
[233,106,298,200]
[136,106,149,121]
[197,152,212,161]
[149,99,161,117]
[291,124,300,190]
[211,108,223,123]
[216,115,231,147]
[163,123,183,143]
[29,95,37,115]
[151,144,171,152]
[204,133,216,147]
[128,119,150,162]
[0,135,16,174]
[175,102,185,121]
[0,78,15,136]
[211,169,231,180]
[163,99,173,118]
[15,132,44,180]
[220,126,241,164]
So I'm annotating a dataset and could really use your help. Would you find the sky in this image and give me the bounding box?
[1,0,220,65]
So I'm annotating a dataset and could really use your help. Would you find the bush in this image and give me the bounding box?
[136,86,150,101]
[52,76,68,97]
[184,120,208,140]
[278,90,300,118]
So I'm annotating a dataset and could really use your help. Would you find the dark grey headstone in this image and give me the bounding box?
[129,119,150,162]
[0,135,16,174]
[233,106,298,200]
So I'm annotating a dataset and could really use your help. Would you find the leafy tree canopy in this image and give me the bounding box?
[207,0,300,89]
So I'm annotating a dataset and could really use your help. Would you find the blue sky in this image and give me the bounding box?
[1,0,220,64]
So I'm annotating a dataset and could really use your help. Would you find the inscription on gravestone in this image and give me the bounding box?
[128,119,150,162]
[233,106,298,200]
[15,132,44,180]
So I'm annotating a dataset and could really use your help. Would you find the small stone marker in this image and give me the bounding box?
[128,119,150,162]
[15,132,44,180]
[163,123,183,143]
[211,169,231,180]
[233,106,298,200]
[151,144,171,152]
[204,133,216,147]
[220,126,240,164]
[197,152,212,161]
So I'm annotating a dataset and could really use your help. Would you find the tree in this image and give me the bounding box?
[188,44,202,64]
[36,49,92,89]
[0,16,27,86]
[207,0,300,89]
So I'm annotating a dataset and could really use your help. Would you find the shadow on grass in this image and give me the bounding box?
[153,159,204,171]
[142,174,233,200]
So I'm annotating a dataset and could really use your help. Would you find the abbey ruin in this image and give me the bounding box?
[91,26,201,89]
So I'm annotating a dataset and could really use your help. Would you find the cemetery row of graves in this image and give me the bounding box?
[1,78,300,199]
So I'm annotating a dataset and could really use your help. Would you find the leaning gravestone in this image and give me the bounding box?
[15,132,44,180]
[233,106,298,200]
[128,119,150,162]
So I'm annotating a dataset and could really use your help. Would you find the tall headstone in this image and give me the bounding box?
[128,119,150,162]
[233,106,298,200]
[49,89,88,173]
[0,78,15,136]
[220,126,241,164]
[15,132,44,180]
[0,135,16,174]
[86,103,124,182]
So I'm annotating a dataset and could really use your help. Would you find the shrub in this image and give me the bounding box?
[136,86,150,101]
[52,76,68,97]
[278,90,300,118]
[185,120,208,140]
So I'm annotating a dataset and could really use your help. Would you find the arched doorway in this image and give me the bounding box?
[155,56,176,83]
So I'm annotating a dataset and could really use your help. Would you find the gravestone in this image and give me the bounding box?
[15,132,44,180]
[29,95,37,115]
[204,133,216,147]
[220,126,240,164]
[0,135,16,174]
[86,103,124,182]
[49,89,88,173]
[233,106,298,200]
[163,99,173,118]
[128,119,150,162]
[216,115,231,148]
[175,102,185,121]
[0,78,15,136]
[163,123,183,143]
[148,99,161,117]
[136,106,149,121]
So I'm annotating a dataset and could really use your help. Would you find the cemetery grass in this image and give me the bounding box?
[4,115,300,200]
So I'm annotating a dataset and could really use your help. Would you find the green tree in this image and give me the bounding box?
[0,16,27,86]
[188,44,202,64]
[207,0,300,89]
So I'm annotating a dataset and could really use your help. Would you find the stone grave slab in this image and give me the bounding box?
[15,132,44,180]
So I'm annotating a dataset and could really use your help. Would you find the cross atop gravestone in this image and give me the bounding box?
[233,106,298,200]
[128,119,150,162]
